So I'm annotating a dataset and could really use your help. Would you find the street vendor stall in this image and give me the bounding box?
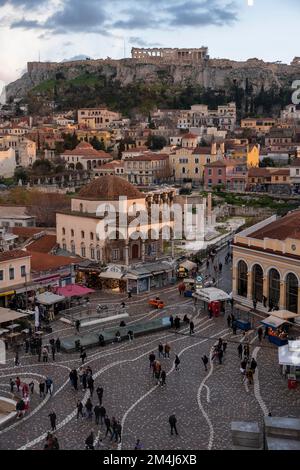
[234,304,252,331]
[177,260,197,279]
[261,315,289,346]
[36,292,65,321]
[193,288,231,317]
[278,340,300,388]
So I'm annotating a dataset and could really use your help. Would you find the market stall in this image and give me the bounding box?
[261,315,289,346]
[36,292,66,321]
[234,304,252,331]
[177,260,197,279]
[193,288,231,317]
[278,340,300,388]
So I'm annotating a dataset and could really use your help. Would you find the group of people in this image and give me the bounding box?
[39,377,53,398]
[149,350,168,385]
[211,338,227,365]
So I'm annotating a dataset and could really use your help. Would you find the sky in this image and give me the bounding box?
[0,0,299,91]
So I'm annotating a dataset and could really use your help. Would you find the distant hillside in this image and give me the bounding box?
[5,57,300,117]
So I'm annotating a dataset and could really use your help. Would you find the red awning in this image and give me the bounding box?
[55,284,95,298]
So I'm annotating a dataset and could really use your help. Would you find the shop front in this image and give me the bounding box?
[0,290,16,308]
[126,275,151,294]
[99,266,127,292]
[193,287,231,317]
[261,315,289,346]
[75,261,102,289]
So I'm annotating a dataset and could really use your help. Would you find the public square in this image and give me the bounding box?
[0,249,300,451]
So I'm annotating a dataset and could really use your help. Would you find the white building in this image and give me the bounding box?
[0,135,36,167]
[0,206,36,228]
[281,104,300,121]
[0,147,16,177]
[177,102,236,131]
[78,108,121,129]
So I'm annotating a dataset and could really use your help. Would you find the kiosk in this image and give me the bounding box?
[261,315,289,346]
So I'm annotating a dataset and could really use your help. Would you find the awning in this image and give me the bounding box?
[179,260,197,271]
[36,292,65,305]
[271,310,300,321]
[278,344,300,366]
[193,287,231,302]
[153,271,165,275]
[0,308,28,324]
[0,290,15,297]
[99,272,124,280]
[55,284,95,298]
[261,315,286,329]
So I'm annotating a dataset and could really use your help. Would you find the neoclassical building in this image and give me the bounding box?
[232,211,300,313]
[56,175,174,266]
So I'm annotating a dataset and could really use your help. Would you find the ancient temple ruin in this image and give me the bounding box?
[131,47,209,63]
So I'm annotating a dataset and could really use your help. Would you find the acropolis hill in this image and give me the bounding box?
[5,47,300,104]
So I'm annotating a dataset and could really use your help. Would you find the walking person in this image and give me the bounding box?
[258,327,263,342]
[174,355,180,371]
[189,320,194,335]
[238,343,243,359]
[94,404,101,425]
[149,352,156,370]
[160,370,166,387]
[169,315,174,328]
[49,411,57,431]
[250,357,257,374]
[99,405,106,425]
[80,348,87,364]
[10,378,15,393]
[85,432,94,450]
[75,319,80,334]
[96,386,103,405]
[222,340,227,353]
[42,347,48,363]
[55,337,61,353]
[253,298,257,310]
[45,377,53,396]
[51,344,56,361]
[169,414,178,436]
[87,375,94,397]
[158,343,164,358]
[76,400,84,419]
[15,376,21,392]
[164,343,171,358]
[39,380,45,398]
[116,422,122,443]
[14,351,20,367]
[29,381,34,394]
[85,398,93,420]
[104,415,112,438]
[218,349,223,365]
[202,355,209,372]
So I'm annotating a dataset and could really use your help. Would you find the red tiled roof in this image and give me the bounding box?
[63,141,111,158]
[30,252,79,272]
[182,133,198,139]
[205,160,226,167]
[125,154,168,162]
[26,235,57,254]
[0,250,30,262]
[249,211,300,241]
[11,227,43,238]
[192,147,211,155]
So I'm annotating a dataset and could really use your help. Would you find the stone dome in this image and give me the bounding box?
[77,175,144,201]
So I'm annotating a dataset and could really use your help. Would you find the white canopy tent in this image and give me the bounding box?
[278,341,300,367]
[0,308,28,324]
[261,315,286,329]
[271,310,300,321]
[36,292,65,306]
[193,287,231,302]
[179,260,197,271]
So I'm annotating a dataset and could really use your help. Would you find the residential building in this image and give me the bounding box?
[247,167,290,194]
[78,108,121,129]
[240,118,276,133]
[93,160,126,179]
[177,103,236,131]
[0,147,16,177]
[232,211,300,313]
[0,249,31,307]
[125,154,171,185]
[61,141,113,170]
[0,206,36,228]
[281,104,300,121]
[226,143,260,168]
[204,160,248,191]
[0,135,36,167]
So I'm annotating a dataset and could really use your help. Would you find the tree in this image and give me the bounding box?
[32,159,53,175]
[76,162,83,170]
[89,136,106,151]
[146,135,167,151]
[259,157,275,168]
[14,167,28,184]
[118,139,126,159]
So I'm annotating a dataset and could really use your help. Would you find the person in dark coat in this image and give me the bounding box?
[80,349,87,364]
[76,401,84,419]
[55,338,61,353]
[49,411,57,431]
[258,327,263,342]
[85,398,93,419]
[174,316,180,330]
[160,370,166,386]
[96,386,103,405]
[174,355,180,371]
[202,355,209,371]
[82,371,87,391]
[250,358,257,373]
[218,349,223,364]
[85,432,94,450]
[189,321,194,335]
[169,414,178,435]
[238,343,243,359]
[87,375,94,397]
[104,416,112,437]
[158,343,164,358]
[169,315,174,328]
[75,319,80,334]
[99,405,106,425]
[94,405,101,425]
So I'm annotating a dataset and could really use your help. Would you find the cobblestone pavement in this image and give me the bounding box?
[1,249,300,450]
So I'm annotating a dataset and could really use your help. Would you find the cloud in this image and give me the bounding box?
[0,0,48,7]
[45,0,106,33]
[168,0,238,27]
[129,37,162,47]
[11,18,43,29]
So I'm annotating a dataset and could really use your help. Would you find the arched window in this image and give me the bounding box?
[252,264,263,302]
[79,203,83,212]
[71,229,74,237]
[90,232,94,241]
[71,241,75,254]
[269,269,280,307]
[62,227,66,235]
[286,273,298,313]
[96,246,101,261]
[81,231,85,239]
[237,260,248,297]
[81,244,86,258]
[90,245,95,259]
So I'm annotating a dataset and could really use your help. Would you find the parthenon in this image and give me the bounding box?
[131,47,209,63]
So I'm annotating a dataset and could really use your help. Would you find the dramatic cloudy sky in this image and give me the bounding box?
[0,0,299,89]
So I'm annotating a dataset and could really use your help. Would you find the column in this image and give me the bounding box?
[279,280,286,310]
[141,240,145,262]
[263,276,268,299]
[297,287,300,314]
[247,270,253,301]
[125,242,129,266]
[171,238,175,259]
[232,265,237,297]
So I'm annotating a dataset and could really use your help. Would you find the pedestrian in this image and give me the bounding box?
[49,411,57,431]
[134,439,143,450]
[85,432,94,450]
[218,349,223,365]
[263,296,267,308]
[14,351,20,367]
[149,351,156,369]
[16,398,25,419]
[85,398,93,419]
[22,382,29,398]
[51,345,56,361]
[158,343,164,358]
[253,298,257,310]
[39,380,45,398]
[227,314,231,328]
[169,315,174,328]
[42,347,48,363]
[174,355,180,371]
[154,360,161,384]
[238,343,243,359]
[104,415,112,437]
[10,378,15,393]
[76,400,84,419]
[160,370,166,387]
[202,355,209,372]
[250,357,257,373]
[96,386,103,405]
[87,375,94,397]
[240,359,247,376]
[45,377,53,396]
[82,371,87,391]
[116,422,122,443]
[245,368,253,385]
[94,404,101,425]
[29,381,34,394]
[99,405,106,425]
[80,348,87,364]
[111,417,118,442]
[52,436,59,450]
[164,343,171,358]
[232,320,237,335]
[75,319,80,334]
[55,337,61,353]
[189,320,194,335]
[169,414,178,436]
[222,340,227,353]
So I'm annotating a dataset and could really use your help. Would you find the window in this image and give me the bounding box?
[208,169,212,176]
[0,270,4,281]
[218,169,222,175]
[195,158,199,164]
[112,249,119,261]
[286,273,298,313]
[90,232,94,241]
[182,167,186,174]
[9,267,14,280]
[296,169,300,176]
[71,229,74,237]
[237,260,248,297]
[71,241,75,254]
[21,265,26,277]
[252,264,263,302]
[81,231,85,239]
[96,247,101,261]
[81,245,86,257]
[268,268,280,307]
[218,179,222,184]
[195,168,199,174]
[90,247,95,259]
